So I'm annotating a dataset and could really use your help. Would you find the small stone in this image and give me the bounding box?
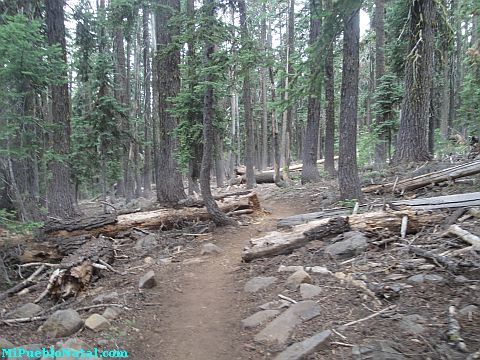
[244,277,277,293]
[144,256,154,264]
[40,309,83,338]
[85,314,111,332]
[139,270,156,289]
[424,274,445,283]
[278,265,304,273]
[325,232,368,258]
[285,270,312,290]
[385,273,407,281]
[241,310,280,329]
[418,264,436,270]
[407,274,425,284]
[258,300,291,310]
[399,314,426,334]
[102,306,122,320]
[305,266,331,275]
[97,339,108,346]
[6,303,42,319]
[352,340,406,360]
[134,234,158,251]
[454,275,469,283]
[273,330,332,360]
[93,291,119,304]
[459,305,478,317]
[158,257,172,265]
[201,243,223,256]
[299,284,322,299]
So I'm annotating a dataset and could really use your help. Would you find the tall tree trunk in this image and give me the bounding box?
[323,0,336,176]
[393,0,435,163]
[260,2,269,171]
[238,0,256,189]
[301,0,322,184]
[45,0,77,218]
[154,0,186,204]
[142,5,152,194]
[374,0,387,166]
[200,0,235,226]
[338,8,363,201]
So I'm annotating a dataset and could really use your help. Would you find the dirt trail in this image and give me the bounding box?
[135,199,303,360]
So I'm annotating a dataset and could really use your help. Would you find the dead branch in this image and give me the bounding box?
[0,265,46,301]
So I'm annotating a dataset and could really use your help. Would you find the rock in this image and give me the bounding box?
[325,232,368,258]
[299,284,322,299]
[134,234,158,251]
[352,340,406,360]
[97,339,108,346]
[434,343,466,360]
[285,270,312,290]
[258,300,291,310]
[459,304,478,317]
[102,306,122,320]
[273,330,332,360]
[139,270,156,289]
[201,243,223,256]
[57,338,90,351]
[144,256,154,264]
[454,275,469,283]
[92,291,119,304]
[278,265,304,273]
[418,264,436,270]
[39,309,83,338]
[407,274,425,284]
[244,277,277,293]
[424,274,445,283]
[254,300,321,346]
[85,314,110,332]
[242,310,281,329]
[399,314,426,334]
[305,266,331,274]
[6,303,42,319]
[158,257,172,265]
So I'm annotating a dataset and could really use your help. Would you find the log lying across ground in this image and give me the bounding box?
[41,193,261,239]
[243,210,445,262]
[235,157,339,176]
[278,192,480,228]
[362,160,480,194]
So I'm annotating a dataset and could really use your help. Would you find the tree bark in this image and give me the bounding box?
[323,0,336,177]
[260,2,269,171]
[338,8,363,201]
[301,0,322,184]
[154,0,186,204]
[45,0,77,218]
[393,0,435,163]
[142,5,152,194]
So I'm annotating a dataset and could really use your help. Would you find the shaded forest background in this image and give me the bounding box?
[0,0,479,226]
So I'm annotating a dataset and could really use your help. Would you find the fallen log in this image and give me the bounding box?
[244,210,445,262]
[235,157,339,176]
[41,193,261,239]
[177,190,252,207]
[362,160,480,194]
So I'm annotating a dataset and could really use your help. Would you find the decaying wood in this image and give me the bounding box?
[41,213,117,235]
[362,160,480,194]
[447,306,468,352]
[245,210,445,261]
[338,305,397,330]
[0,265,46,301]
[408,246,461,271]
[444,225,480,248]
[41,194,260,239]
[243,217,350,262]
[178,190,252,207]
[391,192,480,210]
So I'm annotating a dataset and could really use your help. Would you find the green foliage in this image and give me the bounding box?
[0,209,42,234]
[357,127,378,167]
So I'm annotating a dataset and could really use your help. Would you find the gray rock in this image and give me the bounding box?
[92,291,119,304]
[305,266,331,275]
[254,300,321,346]
[399,314,426,334]
[201,243,223,256]
[241,310,280,329]
[352,340,406,360]
[434,343,466,360]
[325,232,368,258]
[158,257,172,265]
[134,234,158,251]
[258,300,291,310]
[273,330,332,360]
[418,264,436,271]
[285,270,312,290]
[56,338,90,351]
[278,265,304,273]
[424,274,445,283]
[300,284,322,299]
[102,306,122,320]
[459,305,478,317]
[40,309,83,338]
[144,256,154,264]
[407,274,425,284]
[244,277,277,293]
[454,275,469,283]
[139,270,156,289]
[6,303,42,319]
[85,314,110,332]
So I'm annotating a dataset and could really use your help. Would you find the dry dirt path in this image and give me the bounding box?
[129,199,305,360]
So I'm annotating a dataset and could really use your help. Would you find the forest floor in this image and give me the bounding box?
[1,161,480,360]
